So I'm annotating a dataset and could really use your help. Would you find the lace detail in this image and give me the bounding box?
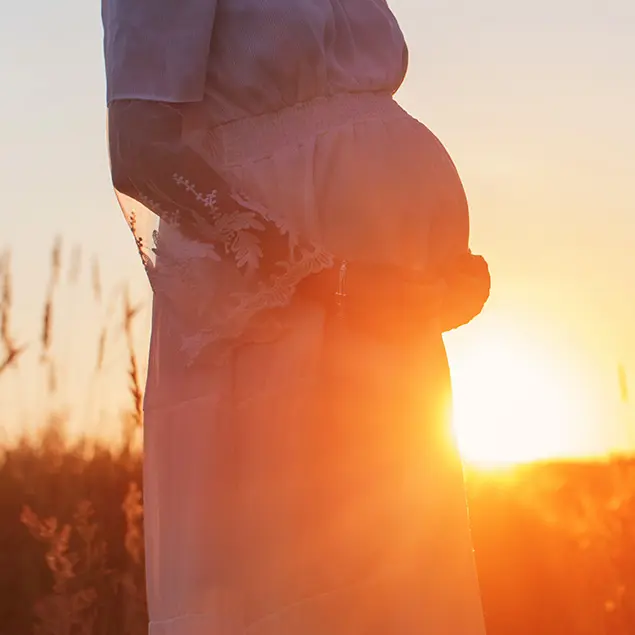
[107,98,335,365]
[117,174,333,366]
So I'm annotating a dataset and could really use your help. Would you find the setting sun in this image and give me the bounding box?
[448,323,597,468]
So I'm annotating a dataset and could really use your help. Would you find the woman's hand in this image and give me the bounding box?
[296,252,491,335]
[435,253,490,332]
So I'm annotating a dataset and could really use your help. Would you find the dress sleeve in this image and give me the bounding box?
[102,0,218,103]
[108,100,333,365]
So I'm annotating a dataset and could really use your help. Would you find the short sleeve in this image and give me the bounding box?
[102,0,218,103]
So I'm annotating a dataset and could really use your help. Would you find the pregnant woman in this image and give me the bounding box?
[103,1,490,633]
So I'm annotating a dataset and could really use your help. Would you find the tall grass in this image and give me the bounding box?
[0,251,27,375]
[0,240,148,635]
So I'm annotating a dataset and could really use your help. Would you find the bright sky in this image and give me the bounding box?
[1,1,634,460]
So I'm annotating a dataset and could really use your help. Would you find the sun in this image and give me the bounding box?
[446,323,593,468]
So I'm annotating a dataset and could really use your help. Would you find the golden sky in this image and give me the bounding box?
[0,0,634,463]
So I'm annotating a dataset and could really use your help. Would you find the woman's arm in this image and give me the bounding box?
[297,254,490,334]
[108,100,489,338]
[108,99,291,263]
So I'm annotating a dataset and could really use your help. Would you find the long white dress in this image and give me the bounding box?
[104,1,488,634]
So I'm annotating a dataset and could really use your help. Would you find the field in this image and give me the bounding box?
[3,436,635,635]
[2,245,635,635]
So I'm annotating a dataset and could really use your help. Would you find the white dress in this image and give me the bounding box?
[103,2,488,634]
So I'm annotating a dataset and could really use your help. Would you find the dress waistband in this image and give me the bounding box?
[182,91,404,168]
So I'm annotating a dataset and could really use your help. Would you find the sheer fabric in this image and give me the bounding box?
[108,99,333,365]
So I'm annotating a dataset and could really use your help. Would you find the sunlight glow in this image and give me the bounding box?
[449,325,596,468]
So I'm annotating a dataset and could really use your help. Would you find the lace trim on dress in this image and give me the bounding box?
[118,172,333,366]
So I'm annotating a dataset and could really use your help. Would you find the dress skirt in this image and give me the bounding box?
[141,91,487,635]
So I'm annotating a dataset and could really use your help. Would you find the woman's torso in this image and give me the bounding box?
[202,0,409,125]
[178,0,468,328]
[142,1,469,370]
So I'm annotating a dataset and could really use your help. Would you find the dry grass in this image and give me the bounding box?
[123,288,143,432]
[4,434,147,635]
[0,251,27,375]
[0,240,149,635]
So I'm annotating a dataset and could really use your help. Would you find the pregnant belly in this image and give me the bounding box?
[187,92,470,276]
[315,108,470,273]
